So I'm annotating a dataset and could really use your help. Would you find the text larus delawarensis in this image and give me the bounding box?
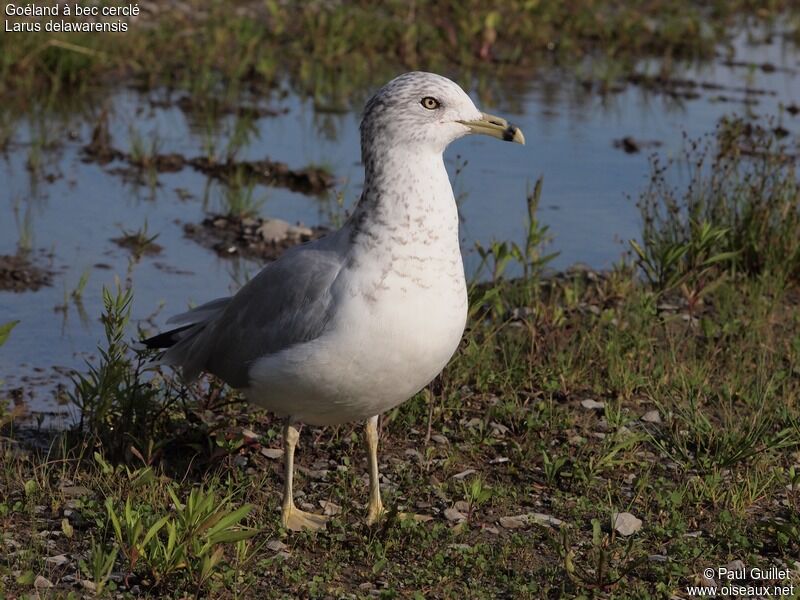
[144,72,525,531]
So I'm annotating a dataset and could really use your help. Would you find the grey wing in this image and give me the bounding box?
[166,297,232,326]
[163,237,345,386]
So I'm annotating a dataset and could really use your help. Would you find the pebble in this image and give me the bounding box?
[59,485,91,498]
[641,410,662,424]
[261,447,284,459]
[499,512,563,529]
[288,224,314,237]
[444,507,467,522]
[452,468,477,480]
[581,399,605,411]
[241,428,259,441]
[489,422,509,435]
[725,559,745,572]
[612,512,642,536]
[257,219,291,243]
[266,539,288,553]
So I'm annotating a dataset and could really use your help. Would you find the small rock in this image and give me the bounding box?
[684,531,703,538]
[444,507,467,522]
[261,447,283,459]
[59,485,91,498]
[489,422,509,436]
[641,410,662,424]
[464,417,483,428]
[454,500,470,512]
[701,573,716,587]
[266,539,288,553]
[257,219,291,243]
[483,526,499,535]
[45,554,68,566]
[581,399,605,411]
[319,500,341,516]
[241,428,259,441]
[499,513,562,529]
[612,512,642,536]
[34,575,53,589]
[404,449,424,462]
[649,554,668,562]
[431,434,448,445]
[452,469,476,480]
[725,559,745,573]
[288,224,313,238]
[489,456,509,464]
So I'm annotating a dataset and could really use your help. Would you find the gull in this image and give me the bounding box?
[144,72,524,531]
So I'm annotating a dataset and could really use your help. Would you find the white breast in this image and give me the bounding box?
[247,147,468,425]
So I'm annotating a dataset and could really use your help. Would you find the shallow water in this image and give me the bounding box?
[1,31,798,416]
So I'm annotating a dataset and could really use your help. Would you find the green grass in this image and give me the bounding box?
[1,0,799,113]
[2,269,800,597]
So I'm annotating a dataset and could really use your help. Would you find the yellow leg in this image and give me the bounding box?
[281,422,328,532]
[365,415,385,525]
[364,416,433,525]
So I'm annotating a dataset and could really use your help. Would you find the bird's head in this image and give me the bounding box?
[360,71,525,157]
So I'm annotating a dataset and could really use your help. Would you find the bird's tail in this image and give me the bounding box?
[141,296,230,381]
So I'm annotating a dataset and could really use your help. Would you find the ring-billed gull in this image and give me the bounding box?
[144,72,524,531]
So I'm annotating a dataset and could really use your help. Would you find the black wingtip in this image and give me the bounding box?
[141,324,193,349]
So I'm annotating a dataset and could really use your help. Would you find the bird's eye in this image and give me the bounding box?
[421,96,440,110]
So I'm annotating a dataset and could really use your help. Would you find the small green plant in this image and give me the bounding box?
[54,269,91,323]
[0,320,18,347]
[474,177,557,285]
[635,119,800,291]
[462,475,492,520]
[219,169,265,218]
[106,486,257,591]
[647,400,799,472]
[556,517,643,592]
[79,538,119,595]
[127,127,162,190]
[113,220,161,261]
[70,284,170,460]
[542,449,569,486]
[225,113,259,162]
[128,127,162,169]
[0,320,19,428]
